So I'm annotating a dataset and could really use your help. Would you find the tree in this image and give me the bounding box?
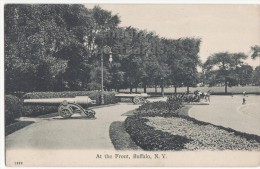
[252,66,260,86]
[5,4,203,94]
[203,52,248,94]
[5,4,121,92]
[5,5,76,92]
[250,45,260,59]
[236,64,253,86]
[162,38,201,93]
[84,6,121,91]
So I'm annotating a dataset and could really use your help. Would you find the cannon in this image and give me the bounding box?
[115,93,150,104]
[24,96,96,118]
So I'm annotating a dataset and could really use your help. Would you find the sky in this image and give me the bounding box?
[85,4,260,68]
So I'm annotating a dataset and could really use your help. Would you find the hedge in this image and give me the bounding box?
[5,95,22,125]
[22,91,118,117]
[135,96,183,117]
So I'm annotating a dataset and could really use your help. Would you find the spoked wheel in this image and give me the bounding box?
[58,105,73,118]
[133,97,141,104]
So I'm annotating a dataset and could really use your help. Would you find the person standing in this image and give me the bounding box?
[242,91,247,104]
[242,97,246,104]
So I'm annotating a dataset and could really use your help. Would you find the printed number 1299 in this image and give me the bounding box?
[14,162,23,165]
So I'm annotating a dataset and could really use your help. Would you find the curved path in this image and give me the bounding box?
[6,103,139,150]
[189,95,260,136]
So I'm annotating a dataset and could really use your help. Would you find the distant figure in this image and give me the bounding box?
[204,90,212,102]
[243,91,246,96]
[242,97,246,105]
[231,92,234,99]
[194,90,203,102]
[203,92,208,102]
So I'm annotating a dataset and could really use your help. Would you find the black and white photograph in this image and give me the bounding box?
[2,2,260,167]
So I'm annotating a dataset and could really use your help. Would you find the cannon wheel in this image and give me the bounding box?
[133,96,141,104]
[58,103,73,118]
[133,97,140,104]
[58,101,85,118]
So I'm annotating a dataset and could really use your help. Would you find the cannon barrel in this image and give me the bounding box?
[24,96,96,106]
[115,93,150,98]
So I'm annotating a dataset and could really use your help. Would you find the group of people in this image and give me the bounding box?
[188,90,248,104]
[194,90,212,102]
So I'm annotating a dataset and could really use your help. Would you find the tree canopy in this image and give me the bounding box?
[203,52,253,93]
[6,4,257,95]
[251,45,260,59]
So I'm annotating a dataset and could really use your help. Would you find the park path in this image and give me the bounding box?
[189,95,260,136]
[5,103,139,150]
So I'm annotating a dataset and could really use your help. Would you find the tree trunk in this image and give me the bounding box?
[144,84,146,93]
[155,85,157,93]
[225,77,228,94]
[187,86,189,94]
[130,86,132,93]
[116,88,119,92]
[174,86,177,94]
[135,87,137,94]
[161,85,164,97]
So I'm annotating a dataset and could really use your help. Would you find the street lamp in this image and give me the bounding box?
[101,45,112,105]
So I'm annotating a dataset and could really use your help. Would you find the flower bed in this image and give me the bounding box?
[146,116,260,151]
[125,116,191,150]
[125,101,260,151]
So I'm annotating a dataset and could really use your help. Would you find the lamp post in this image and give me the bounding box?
[101,45,113,105]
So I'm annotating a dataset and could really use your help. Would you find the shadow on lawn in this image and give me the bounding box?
[109,121,142,151]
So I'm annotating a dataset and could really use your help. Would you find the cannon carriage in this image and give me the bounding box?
[115,93,150,104]
[24,96,96,118]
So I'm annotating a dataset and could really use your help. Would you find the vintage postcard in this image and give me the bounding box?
[3,2,260,167]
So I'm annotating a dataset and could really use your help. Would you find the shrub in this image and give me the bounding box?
[5,95,22,125]
[135,97,183,117]
[22,91,118,117]
[22,105,57,117]
[166,95,184,112]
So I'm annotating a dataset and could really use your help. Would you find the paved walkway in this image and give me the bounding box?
[189,95,260,136]
[5,103,139,150]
